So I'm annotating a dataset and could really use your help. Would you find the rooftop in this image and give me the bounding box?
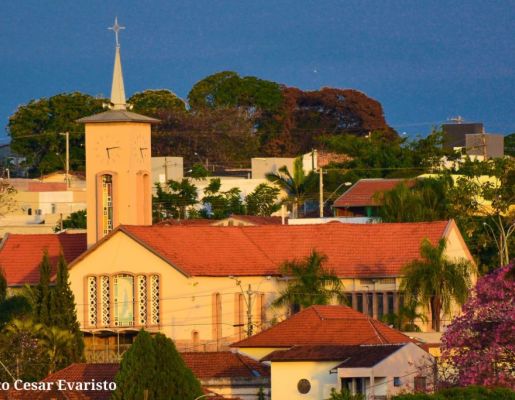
[110,220,452,277]
[0,232,87,286]
[263,344,404,367]
[76,109,159,124]
[333,178,416,208]
[232,305,412,348]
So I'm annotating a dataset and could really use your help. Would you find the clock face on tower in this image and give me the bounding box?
[133,134,148,162]
[93,139,122,163]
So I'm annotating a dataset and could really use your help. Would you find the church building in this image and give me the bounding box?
[0,21,476,363]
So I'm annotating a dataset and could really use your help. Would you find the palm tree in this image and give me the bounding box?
[401,238,473,332]
[266,156,307,218]
[41,326,75,373]
[272,250,346,314]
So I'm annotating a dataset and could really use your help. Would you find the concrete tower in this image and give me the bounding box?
[78,18,159,247]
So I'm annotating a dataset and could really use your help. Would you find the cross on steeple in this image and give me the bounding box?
[108,17,125,47]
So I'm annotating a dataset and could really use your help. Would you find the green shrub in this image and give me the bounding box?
[393,385,515,400]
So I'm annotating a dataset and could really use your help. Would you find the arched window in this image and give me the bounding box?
[192,330,200,351]
[100,276,110,326]
[212,293,222,344]
[114,274,134,327]
[101,174,114,236]
[234,293,244,340]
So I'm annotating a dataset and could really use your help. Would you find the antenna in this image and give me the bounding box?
[448,115,464,124]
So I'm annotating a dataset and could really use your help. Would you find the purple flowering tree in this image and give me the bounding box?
[441,262,515,389]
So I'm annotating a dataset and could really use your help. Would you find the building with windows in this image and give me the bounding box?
[233,305,432,399]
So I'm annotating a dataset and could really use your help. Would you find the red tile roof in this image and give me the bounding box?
[0,232,87,286]
[263,344,404,366]
[27,181,68,192]
[224,215,284,225]
[333,179,416,208]
[232,305,412,348]
[112,221,451,277]
[181,351,270,379]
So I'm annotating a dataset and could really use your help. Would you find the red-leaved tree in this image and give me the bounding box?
[441,262,515,389]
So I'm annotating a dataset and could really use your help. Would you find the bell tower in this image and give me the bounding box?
[78,18,159,247]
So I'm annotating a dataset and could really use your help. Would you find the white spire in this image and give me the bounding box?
[108,17,126,110]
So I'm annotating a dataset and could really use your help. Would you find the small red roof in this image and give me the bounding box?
[0,232,87,286]
[333,179,416,208]
[27,181,68,192]
[181,351,269,379]
[112,221,451,277]
[232,305,412,348]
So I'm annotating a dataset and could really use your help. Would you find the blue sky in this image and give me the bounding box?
[1,0,514,143]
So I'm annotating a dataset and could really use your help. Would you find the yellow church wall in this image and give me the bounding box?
[69,221,474,356]
[85,122,152,247]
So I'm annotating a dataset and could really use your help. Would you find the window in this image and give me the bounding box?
[254,293,266,330]
[414,376,427,392]
[100,276,110,326]
[212,293,222,343]
[355,378,365,394]
[345,293,353,308]
[149,275,160,325]
[87,276,97,326]
[367,293,374,317]
[137,275,147,325]
[394,377,401,387]
[114,274,134,327]
[297,379,311,394]
[192,331,200,351]
[387,292,394,315]
[101,174,113,236]
[356,293,363,313]
[377,293,384,319]
[234,293,244,340]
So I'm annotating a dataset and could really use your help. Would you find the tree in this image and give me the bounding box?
[505,132,515,157]
[245,183,281,216]
[272,250,345,314]
[114,330,203,400]
[0,266,6,303]
[54,209,87,232]
[34,251,52,326]
[41,326,74,374]
[8,92,105,176]
[49,254,84,365]
[0,295,32,329]
[114,330,156,400]
[381,300,428,332]
[153,179,199,221]
[401,238,473,332]
[266,156,314,218]
[0,181,17,217]
[326,388,364,400]
[441,263,515,389]
[201,178,244,219]
[128,89,186,117]
[152,333,203,399]
[0,319,48,382]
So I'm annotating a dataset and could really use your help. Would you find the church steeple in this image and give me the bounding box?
[108,17,126,110]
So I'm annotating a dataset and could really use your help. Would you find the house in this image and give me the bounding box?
[0,231,86,289]
[232,305,433,399]
[181,352,270,399]
[333,178,415,218]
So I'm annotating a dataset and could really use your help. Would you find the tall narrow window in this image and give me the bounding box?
[137,275,147,325]
[387,292,394,315]
[149,275,160,325]
[114,274,134,327]
[212,293,222,344]
[192,331,200,351]
[101,174,113,236]
[377,293,384,319]
[100,276,110,326]
[234,293,244,340]
[345,293,353,308]
[367,293,374,317]
[254,293,266,331]
[356,293,364,313]
[87,276,97,326]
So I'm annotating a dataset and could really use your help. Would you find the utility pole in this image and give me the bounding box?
[319,167,324,218]
[246,284,253,337]
[59,132,70,188]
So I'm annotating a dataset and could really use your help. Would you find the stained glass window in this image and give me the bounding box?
[150,275,160,325]
[101,175,113,236]
[137,275,147,325]
[114,274,134,327]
